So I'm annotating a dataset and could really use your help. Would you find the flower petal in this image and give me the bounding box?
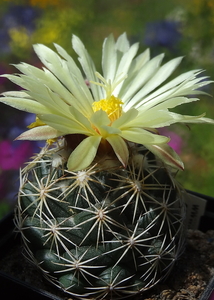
[2,74,71,117]
[121,53,164,105]
[1,90,32,98]
[69,106,94,130]
[90,110,110,127]
[135,71,207,111]
[120,128,169,145]
[144,96,199,111]
[89,110,122,136]
[114,42,139,95]
[39,114,93,135]
[145,143,184,170]
[125,56,183,109]
[115,32,130,52]
[171,112,214,124]
[0,95,51,114]
[54,43,94,105]
[126,109,175,128]
[106,135,129,167]
[13,63,78,108]
[102,34,117,81]
[67,136,102,171]
[112,108,138,128]
[72,35,104,101]
[33,44,94,116]
[16,126,60,141]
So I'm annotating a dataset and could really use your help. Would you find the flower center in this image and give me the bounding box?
[92,95,123,123]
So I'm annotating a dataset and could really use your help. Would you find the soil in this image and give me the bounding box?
[1,229,214,300]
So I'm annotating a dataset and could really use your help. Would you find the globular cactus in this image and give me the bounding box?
[1,33,213,299]
[15,140,185,299]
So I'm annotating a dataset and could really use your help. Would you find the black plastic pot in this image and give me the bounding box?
[0,190,214,300]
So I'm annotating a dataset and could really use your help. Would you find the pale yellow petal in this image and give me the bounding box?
[125,109,174,128]
[67,136,102,171]
[106,135,129,167]
[15,126,60,141]
[90,110,110,127]
[0,96,51,114]
[72,35,103,101]
[120,128,169,145]
[145,144,184,170]
[172,112,214,124]
[101,126,121,136]
[112,108,138,129]
[39,114,93,135]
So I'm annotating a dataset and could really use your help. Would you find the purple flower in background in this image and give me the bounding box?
[0,140,34,170]
[0,125,44,207]
[159,128,183,154]
[144,20,181,50]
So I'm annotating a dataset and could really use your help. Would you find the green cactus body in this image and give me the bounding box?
[15,141,186,299]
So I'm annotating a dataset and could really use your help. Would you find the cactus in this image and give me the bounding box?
[15,140,185,299]
[1,33,214,299]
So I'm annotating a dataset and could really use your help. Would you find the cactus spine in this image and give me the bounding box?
[15,140,185,299]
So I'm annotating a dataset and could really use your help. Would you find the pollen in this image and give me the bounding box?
[92,95,123,123]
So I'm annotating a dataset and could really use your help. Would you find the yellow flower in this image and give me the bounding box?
[1,33,213,171]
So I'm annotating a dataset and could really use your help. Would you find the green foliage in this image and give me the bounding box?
[175,95,214,196]
[0,202,11,219]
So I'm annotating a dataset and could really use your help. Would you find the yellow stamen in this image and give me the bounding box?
[92,95,123,122]
[47,138,58,145]
[27,116,46,129]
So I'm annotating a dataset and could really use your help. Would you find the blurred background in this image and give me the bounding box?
[0,0,214,219]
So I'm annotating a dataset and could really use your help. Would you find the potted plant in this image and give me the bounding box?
[0,33,214,299]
